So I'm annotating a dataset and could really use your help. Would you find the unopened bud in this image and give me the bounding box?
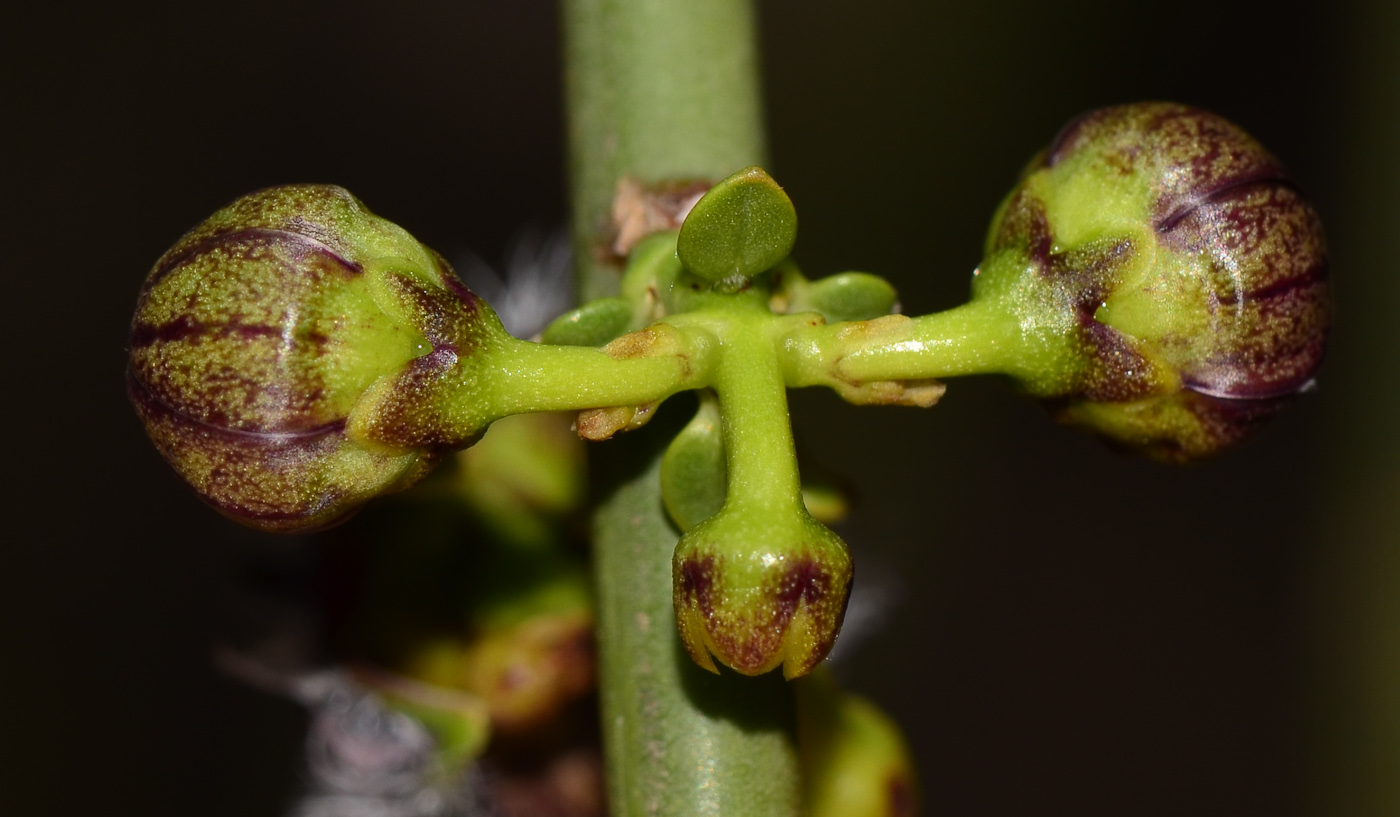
[982,102,1330,460]
[128,185,506,531]
[673,509,852,680]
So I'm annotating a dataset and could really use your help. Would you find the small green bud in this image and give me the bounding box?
[452,412,587,547]
[980,102,1330,460]
[128,185,508,531]
[351,667,493,773]
[661,392,852,531]
[802,272,900,323]
[673,507,852,680]
[798,670,919,817]
[456,610,595,735]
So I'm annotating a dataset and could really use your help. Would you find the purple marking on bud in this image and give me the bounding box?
[988,188,1054,261]
[377,269,483,350]
[352,346,474,450]
[677,553,718,618]
[129,368,425,531]
[673,539,852,678]
[434,250,484,316]
[771,556,846,677]
[129,229,364,435]
[1079,320,1157,403]
[1154,180,1329,402]
[129,314,285,348]
[888,777,917,817]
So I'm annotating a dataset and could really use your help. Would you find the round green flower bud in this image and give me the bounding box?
[128,185,506,531]
[979,102,1330,460]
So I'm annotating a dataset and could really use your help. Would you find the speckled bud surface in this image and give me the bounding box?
[982,102,1330,460]
[128,185,500,531]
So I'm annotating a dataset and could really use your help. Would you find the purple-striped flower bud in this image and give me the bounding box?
[128,185,504,531]
[981,102,1330,460]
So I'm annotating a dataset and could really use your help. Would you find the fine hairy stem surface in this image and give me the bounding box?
[562,1,804,814]
[564,0,767,302]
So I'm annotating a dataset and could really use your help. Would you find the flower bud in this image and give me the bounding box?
[798,670,919,817]
[673,508,852,679]
[128,185,506,531]
[980,102,1330,460]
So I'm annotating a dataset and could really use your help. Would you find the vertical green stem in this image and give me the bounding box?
[562,1,803,815]
[563,0,767,301]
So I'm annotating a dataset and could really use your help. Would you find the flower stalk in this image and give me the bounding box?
[672,311,853,679]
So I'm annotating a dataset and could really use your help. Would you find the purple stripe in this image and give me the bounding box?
[127,366,346,441]
[1154,174,1295,234]
[129,314,285,348]
[145,226,364,292]
[1210,261,1329,308]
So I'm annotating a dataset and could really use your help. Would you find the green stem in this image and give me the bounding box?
[562,1,803,815]
[712,316,805,518]
[480,333,714,416]
[780,297,1078,391]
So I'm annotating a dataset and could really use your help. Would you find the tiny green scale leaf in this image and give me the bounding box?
[677,166,798,288]
[661,392,728,532]
[778,270,896,324]
[541,296,632,347]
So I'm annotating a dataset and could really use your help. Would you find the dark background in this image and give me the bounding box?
[5,2,1398,815]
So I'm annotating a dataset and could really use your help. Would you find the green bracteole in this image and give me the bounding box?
[660,390,727,532]
[677,166,798,289]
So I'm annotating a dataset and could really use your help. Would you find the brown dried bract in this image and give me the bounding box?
[610,176,712,258]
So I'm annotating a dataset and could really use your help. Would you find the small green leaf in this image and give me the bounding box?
[802,272,898,322]
[660,392,727,532]
[677,166,797,286]
[541,297,632,346]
